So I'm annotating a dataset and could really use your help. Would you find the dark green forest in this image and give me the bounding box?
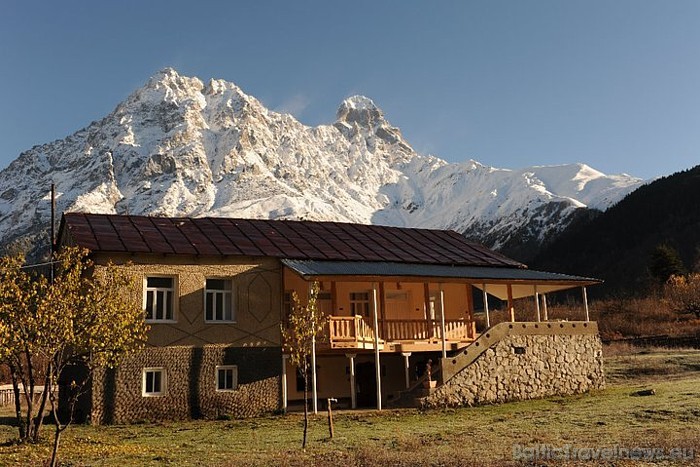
[530,165,700,298]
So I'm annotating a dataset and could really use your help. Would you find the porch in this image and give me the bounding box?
[281,258,601,413]
[322,315,475,352]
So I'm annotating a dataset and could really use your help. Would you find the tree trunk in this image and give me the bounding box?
[10,365,26,440]
[32,365,52,443]
[50,423,61,467]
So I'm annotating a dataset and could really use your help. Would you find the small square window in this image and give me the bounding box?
[142,368,166,396]
[216,365,238,391]
[205,279,234,322]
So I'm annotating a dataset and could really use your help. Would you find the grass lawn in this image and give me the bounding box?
[1,349,700,466]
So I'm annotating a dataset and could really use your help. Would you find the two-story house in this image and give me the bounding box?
[58,212,604,424]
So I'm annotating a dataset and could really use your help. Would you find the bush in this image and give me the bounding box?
[664,274,700,317]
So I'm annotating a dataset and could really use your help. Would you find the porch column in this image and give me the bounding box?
[311,334,318,414]
[282,354,289,414]
[402,352,412,388]
[423,283,431,337]
[439,285,447,359]
[465,284,475,339]
[507,284,515,322]
[346,353,357,409]
[534,285,541,322]
[482,283,491,328]
[542,294,549,321]
[379,282,387,343]
[582,286,590,322]
[372,283,382,411]
[310,284,318,415]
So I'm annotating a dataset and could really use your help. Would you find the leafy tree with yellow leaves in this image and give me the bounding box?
[281,281,325,449]
[0,246,148,467]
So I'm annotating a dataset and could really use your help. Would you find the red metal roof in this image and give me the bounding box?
[59,213,525,268]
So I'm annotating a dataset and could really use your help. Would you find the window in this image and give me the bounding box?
[142,368,166,396]
[216,365,238,391]
[350,292,371,317]
[145,276,175,321]
[205,279,234,322]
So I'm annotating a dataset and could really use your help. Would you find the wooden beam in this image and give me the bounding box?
[331,281,337,314]
[379,281,387,342]
[372,284,382,411]
[465,284,475,339]
[507,284,515,322]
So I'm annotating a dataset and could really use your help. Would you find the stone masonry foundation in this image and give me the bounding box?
[420,332,605,409]
[90,345,282,424]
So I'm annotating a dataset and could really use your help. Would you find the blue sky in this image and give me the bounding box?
[1,1,698,180]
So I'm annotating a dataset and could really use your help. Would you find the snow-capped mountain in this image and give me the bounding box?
[0,68,643,260]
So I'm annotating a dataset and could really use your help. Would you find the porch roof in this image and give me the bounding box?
[282,259,600,299]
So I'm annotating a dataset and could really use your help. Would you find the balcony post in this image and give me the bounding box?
[310,283,318,415]
[346,353,357,409]
[482,283,491,328]
[312,334,318,414]
[534,285,541,322]
[282,354,288,414]
[542,294,548,321]
[372,283,382,411]
[439,284,447,359]
[507,284,515,322]
[583,286,590,322]
[465,284,475,339]
[402,352,412,388]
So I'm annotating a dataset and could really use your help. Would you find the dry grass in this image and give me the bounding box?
[476,295,700,341]
[2,349,700,466]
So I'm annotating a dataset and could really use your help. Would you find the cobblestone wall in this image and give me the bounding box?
[420,334,605,409]
[91,345,281,424]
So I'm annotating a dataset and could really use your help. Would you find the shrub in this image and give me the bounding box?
[664,274,700,317]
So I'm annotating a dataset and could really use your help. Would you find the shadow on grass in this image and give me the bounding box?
[0,415,17,427]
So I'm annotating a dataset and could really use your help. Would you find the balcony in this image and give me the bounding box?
[321,316,474,352]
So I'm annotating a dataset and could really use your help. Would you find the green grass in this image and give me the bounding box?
[2,350,700,466]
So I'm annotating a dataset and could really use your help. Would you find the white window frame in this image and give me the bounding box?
[204,278,235,323]
[143,275,177,323]
[215,365,238,392]
[350,291,371,318]
[142,367,166,397]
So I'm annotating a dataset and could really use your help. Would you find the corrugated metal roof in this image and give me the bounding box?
[59,213,525,268]
[282,259,599,283]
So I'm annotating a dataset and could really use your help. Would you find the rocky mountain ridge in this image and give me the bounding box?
[0,68,644,260]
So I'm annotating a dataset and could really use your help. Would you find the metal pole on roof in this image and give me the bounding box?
[372,284,382,411]
[482,283,491,328]
[582,286,590,322]
[534,285,541,322]
[439,285,447,359]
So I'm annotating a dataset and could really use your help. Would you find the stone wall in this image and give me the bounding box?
[420,333,605,409]
[90,345,282,424]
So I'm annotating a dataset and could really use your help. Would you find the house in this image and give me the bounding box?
[58,212,605,424]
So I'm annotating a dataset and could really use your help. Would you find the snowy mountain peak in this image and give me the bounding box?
[0,69,645,261]
[336,95,384,127]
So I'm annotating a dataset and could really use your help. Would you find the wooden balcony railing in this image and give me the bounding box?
[322,316,473,349]
[384,319,471,342]
[327,316,381,349]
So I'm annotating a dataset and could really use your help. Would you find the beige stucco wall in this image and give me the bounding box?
[282,269,473,323]
[94,254,282,348]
